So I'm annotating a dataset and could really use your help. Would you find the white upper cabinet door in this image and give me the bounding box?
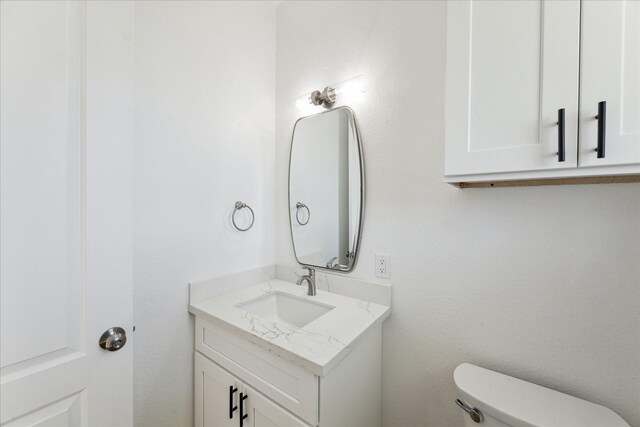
[580,0,640,167]
[445,0,581,176]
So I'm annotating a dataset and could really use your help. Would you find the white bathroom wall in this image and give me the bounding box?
[275,2,640,426]
[133,2,276,425]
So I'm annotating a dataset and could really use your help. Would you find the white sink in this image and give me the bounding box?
[236,292,334,329]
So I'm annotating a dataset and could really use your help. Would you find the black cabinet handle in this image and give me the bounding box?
[229,386,238,419]
[239,392,248,427]
[596,101,606,158]
[557,108,566,162]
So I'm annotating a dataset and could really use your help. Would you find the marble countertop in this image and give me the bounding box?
[188,279,391,376]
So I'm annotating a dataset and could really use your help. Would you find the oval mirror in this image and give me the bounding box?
[288,106,364,272]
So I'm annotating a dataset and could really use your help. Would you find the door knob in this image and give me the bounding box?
[99,327,127,351]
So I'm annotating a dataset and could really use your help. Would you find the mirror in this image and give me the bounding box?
[288,106,364,272]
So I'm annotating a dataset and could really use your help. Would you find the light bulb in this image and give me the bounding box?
[295,96,310,109]
[333,75,366,102]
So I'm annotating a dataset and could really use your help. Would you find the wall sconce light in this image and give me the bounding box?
[295,75,366,110]
[310,87,337,108]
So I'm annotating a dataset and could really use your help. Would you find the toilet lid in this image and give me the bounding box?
[454,363,630,427]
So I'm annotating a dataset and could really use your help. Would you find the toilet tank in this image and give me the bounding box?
[453,363,630,427]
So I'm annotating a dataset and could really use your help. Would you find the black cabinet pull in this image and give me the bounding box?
[596,101,606,158]
[229,386,238,419]
[557,108,566,162]
[239,392,248,427]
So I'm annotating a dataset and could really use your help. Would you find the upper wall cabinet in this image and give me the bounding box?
[579,0,639,168]
[445,0,640,186]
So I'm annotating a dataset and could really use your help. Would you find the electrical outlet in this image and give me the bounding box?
[375,254,390,279]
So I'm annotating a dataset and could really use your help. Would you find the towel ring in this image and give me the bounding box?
[296,202,310,226]
[232,201,254,231]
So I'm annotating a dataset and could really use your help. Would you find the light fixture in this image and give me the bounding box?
[295,75,366,110]
[310,87,337,108]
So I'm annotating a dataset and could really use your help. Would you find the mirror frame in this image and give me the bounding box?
[287,106,365,273]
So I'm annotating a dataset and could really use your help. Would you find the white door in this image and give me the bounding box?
[242,385,308,427]
[195,353,239,427]
[1,1,134,425]
[579,0,640,167]
[445,0,581,177]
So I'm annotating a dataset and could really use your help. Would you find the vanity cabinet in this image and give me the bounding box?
[445,0,640,186]
[195,353,307,427]
[193,317,383,427]
[195,353,239,427]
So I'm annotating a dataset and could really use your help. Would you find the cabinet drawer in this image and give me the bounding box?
[195,318,318,425]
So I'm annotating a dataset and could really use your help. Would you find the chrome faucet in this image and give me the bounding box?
[326,257,338,268]
[296,267,316,296]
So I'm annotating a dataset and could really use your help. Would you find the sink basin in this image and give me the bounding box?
[236,292,334,329]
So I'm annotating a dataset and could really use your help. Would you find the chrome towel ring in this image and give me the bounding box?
[232,201,254,232]
[296,202,310,226]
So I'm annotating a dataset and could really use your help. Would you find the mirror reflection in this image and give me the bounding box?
[289,107,364,271]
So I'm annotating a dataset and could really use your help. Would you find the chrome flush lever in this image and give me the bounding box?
[456,399,483,423]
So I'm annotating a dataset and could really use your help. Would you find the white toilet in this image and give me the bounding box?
[454,363,630,427]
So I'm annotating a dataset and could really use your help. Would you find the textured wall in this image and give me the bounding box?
[275,2,640,426]
[133,2,276,425]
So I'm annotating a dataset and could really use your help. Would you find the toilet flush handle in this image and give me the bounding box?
[456,399,484,423]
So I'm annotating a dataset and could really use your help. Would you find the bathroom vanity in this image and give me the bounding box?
[189,279,390,427]
[188,82,386,426]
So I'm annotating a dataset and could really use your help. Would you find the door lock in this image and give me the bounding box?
[99,327,127,351]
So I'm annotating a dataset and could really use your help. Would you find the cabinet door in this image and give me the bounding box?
[195,353,240,427]
[580,0,640,167]
[445,0,580,176]
[242,385,309,427]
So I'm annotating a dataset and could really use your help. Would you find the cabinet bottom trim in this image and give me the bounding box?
[452,174,640,188]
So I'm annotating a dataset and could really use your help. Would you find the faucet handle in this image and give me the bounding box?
[300,266,315,277]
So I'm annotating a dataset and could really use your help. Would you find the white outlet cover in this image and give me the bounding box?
[375,254,390,279]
